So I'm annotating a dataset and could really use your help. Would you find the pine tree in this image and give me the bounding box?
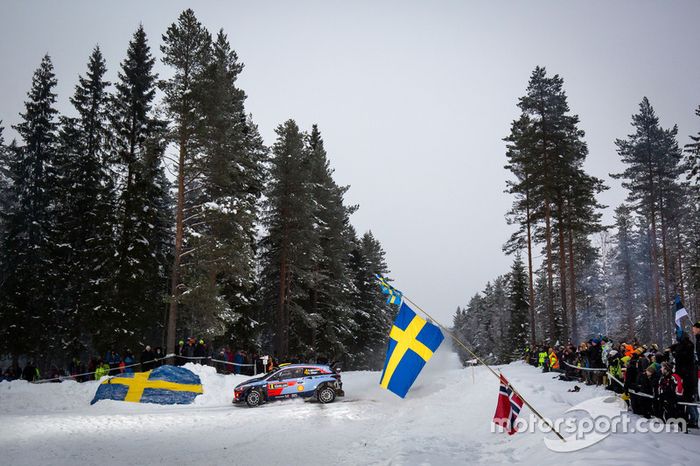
[0,55,60,359]
[160,9,212,354]
[178,29,265,340]
[453,278,509,363]
[52,46,117,354]
[346,231,394,369]
[505,66,605,343]
[111,26,171,348]
[259,119,318,357]
[304,125,357,360]
[0,123,9,242]
[611,97,684,343]
[609,205,638,339]
[504,115,537,345]
[684,105,700,191]
[573,235,606,339]
[505,255,529,360]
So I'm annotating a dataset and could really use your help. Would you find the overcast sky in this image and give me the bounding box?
[2,0,699,324]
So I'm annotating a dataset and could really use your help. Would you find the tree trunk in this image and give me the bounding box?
[649,217,663,345]
[166,135,186,358]
[544,201,557,341]
[675,228,685,303]
[525,188,537,346]
[622,246,634,339]
[659,199,672,343]
[566,222,578,343]
[556,199,569,340]
[276,221,290,356]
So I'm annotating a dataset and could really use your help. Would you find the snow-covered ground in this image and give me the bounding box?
[1,350,697,465]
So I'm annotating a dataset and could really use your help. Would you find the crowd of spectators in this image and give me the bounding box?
[525,321,700,429]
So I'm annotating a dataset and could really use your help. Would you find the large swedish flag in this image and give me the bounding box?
[380,302,444,398]
[91,365,203,405]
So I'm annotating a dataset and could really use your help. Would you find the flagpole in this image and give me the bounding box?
[402,295,566,442]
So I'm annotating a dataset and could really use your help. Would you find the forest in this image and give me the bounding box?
[453,67,700,363]
[0,9,396,370]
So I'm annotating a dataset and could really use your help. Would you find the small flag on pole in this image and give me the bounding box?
[375,274,403,306]
[674,295,688,329]
[493,374,524,435]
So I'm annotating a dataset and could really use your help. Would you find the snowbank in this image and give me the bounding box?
[1,350,698,465]
[0,363,254,415]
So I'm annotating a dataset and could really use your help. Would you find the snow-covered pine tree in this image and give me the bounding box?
[572,234,605,340]
[111,26,171,348]
[259,120,319,357]
[608,205,638,340]
[683,200,700,317]
[684,105,700,191]
[178,29,266,342]
[0,56,60,360]
[505,255,530,361]
[0,122,9,245]
[51,46,117,355]
[304,125,357,361]
[612,97,684,343]
[346,231,395,369]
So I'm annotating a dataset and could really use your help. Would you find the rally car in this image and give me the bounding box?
[232,364,344,407]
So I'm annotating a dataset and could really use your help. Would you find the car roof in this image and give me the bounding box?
[276,363,332,370]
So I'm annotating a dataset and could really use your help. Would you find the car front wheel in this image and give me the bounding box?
[316,385,336,404]
[246,389,262,407]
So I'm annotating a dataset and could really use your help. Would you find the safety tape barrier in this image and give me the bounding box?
[175,354,256,367]
[562,360,608,372]
[32,353,261,383]
[607,371,700,407]
[33,353,176,383]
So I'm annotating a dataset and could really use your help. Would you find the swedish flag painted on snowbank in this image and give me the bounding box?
[91,365,203,405]
[380,302,444,398]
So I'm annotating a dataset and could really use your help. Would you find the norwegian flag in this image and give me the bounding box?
[493,374,524,435]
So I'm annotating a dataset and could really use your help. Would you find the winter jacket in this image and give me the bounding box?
[154,349,163,367]
[671,336,697,399]
[105,352,121,367]
[123,356,135,374]
[659,373,684,400]
[141,350,155,371]
[548,352,560,370]
[587,345,604,369]
[95,364,110,380]
[538,352,547,367]
[608,359,623,379]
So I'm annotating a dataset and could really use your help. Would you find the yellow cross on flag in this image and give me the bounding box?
[379,302,444,398]
[91,366,204,405]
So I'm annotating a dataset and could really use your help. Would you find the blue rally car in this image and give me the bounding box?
[233,364,344,407]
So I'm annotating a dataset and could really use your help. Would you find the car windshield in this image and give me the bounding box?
[264,369,284,380]
[267,367,306,381]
